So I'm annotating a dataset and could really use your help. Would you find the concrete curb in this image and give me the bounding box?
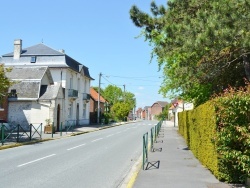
[120,154,143,188]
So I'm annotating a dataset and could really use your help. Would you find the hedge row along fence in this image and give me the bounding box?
[179,86,250,183]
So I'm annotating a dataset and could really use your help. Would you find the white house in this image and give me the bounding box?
[169,99,194,126]
[5,66,64,130]
[1,39,93,130]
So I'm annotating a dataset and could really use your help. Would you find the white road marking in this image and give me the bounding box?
[91,138,103,142]
[116,131,122,134]
[106,134,114,138]
[67,143,86,151]
[18,154,56,167]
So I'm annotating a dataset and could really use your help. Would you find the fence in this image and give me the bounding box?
[142,120,163,170]
[142,132,148,170]
[0,119,85,145]
[1,123,42,145]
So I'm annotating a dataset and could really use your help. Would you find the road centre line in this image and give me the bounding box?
[106,134,114,138]
[91,138,103,142]
[18,154,56,167]
[67,143,86,151]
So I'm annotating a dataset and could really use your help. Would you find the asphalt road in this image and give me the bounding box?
[0,120,157,188]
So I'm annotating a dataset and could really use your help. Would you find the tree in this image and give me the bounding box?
[124,91,136,110]
[130,0,250,106]
[0,65,12,100]
[97,84,136,120]
[111,102,131,121]
[102,85,123,106]
[155,103,170,121]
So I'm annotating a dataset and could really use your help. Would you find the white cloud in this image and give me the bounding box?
[138,86,144,90]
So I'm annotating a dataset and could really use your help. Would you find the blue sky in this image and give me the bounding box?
[0,0,168,109]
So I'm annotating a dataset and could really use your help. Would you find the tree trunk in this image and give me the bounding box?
[243,53,250,81]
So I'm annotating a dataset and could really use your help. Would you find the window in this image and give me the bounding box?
[83,103,86,118]
[68,103,73,118]
[70,77,73,89]
[30,56,36,63]
[77,78,80,91]
[9,89,17,98]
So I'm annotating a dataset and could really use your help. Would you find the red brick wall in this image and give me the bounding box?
[89,98,95,112]
[0,97,8,121]
[89,98,105,113]
[151,103,163,116]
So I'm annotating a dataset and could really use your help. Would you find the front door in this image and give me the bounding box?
[76,103,79,126]
[57,104,60,131]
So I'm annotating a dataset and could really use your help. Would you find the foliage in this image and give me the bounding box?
[102,85,123,106]
[179,102,219,178]
[130,0,250,106]
[45,119,51,126]
[155,103,170,120]
[102,112,112,124]
[211,85,250,183]
[0,65,12,100]
[111,102,131,121]
[124,91,136,109]
[96,84,136,120]
[179,86,250,183]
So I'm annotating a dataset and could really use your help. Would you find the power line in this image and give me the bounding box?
[102,74,161,83]
[101,75,123,86]
[106,74,161,78]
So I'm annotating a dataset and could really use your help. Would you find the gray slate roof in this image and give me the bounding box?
[6,66,57,100]
[5,66,52,81]
[9,81,40,99]
[39,83,62,100]
[3,43,63,56]
[2,43,93,80]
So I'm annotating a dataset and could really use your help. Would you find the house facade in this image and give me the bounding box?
[169,99,194,126]
[143,106,151,120]
[136,108,142,119]
[151,101,168,120]
[89,87,106,124]
[0,39,93,130]
[5,66,64,130]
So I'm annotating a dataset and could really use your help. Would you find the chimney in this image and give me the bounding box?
[14,39,22,59]
[59,49,65,54]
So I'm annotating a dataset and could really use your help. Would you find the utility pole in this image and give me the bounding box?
[97,72,102,124]
[123,84,125,102]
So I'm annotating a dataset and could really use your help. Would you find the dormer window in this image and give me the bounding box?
[31,56,36,63]
[9,89,17,98]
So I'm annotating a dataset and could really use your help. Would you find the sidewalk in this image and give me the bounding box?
[132,121,235,188]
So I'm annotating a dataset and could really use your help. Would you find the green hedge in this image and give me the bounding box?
[178,88,250,183]
[179,102,219,177]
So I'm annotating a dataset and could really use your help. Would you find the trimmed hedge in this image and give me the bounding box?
[179,87,250,183]
[179,102,219,178]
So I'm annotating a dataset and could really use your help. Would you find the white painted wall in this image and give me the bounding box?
[49,67,91,125]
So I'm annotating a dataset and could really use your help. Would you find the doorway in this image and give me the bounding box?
[57,104,60,131]
[76,103,79,126]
